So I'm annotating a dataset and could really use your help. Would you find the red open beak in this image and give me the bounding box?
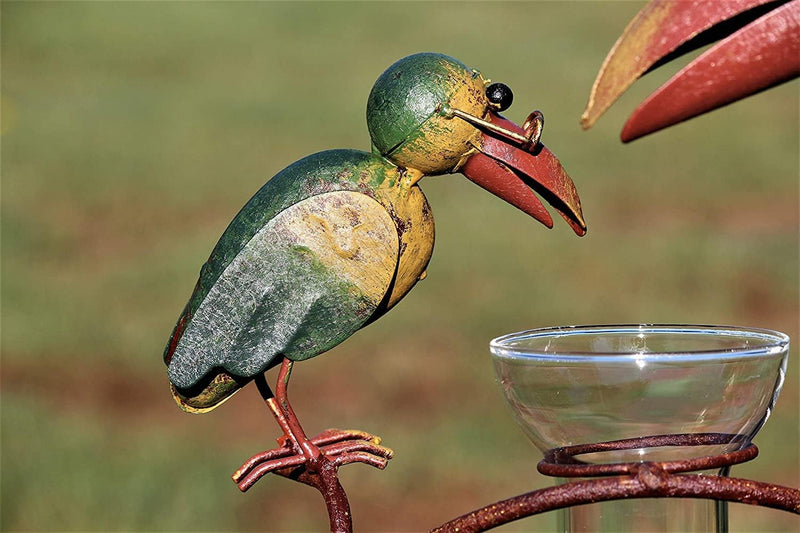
[581,0,800,142]
[460,111,587,236]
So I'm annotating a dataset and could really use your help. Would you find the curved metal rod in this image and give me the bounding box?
[539,432,756,478]
[432,464,800,533]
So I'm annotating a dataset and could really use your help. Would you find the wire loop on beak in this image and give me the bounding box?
[523,111,544,151]
[442,105,546,153]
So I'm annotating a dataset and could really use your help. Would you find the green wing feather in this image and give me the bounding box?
[164,149,400,411]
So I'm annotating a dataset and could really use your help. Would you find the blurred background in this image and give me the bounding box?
[2,2,797,531]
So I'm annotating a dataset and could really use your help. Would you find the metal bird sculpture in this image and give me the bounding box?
[163,53,585,520]
[581,0,800,142]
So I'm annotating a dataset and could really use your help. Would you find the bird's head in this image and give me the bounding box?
[367,53,586,236]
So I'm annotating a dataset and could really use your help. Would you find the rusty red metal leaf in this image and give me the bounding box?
[581,0,797,138]
[621,0,800,141]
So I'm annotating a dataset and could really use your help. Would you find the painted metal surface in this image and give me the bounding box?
[165,150,434,411]
[168,191,399,391]
[621,0,800,141]
[367,53,485,175]
[582,0,799,141]
[465,114,586,236]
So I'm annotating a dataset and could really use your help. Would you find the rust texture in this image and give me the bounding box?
[232,358,393,533]
[432,434,800,533]
[582,0,799,141]
[581,0,774,129]
[539,433,755,477]
[621,0,800,141]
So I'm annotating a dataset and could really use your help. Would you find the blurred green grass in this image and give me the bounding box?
[1,2,797,531]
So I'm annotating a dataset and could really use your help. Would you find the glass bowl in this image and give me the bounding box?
[491,324,789,464]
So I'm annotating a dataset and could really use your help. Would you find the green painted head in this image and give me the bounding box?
[367,53,489,175]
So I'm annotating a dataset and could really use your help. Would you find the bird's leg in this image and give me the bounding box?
[271,357,323,464]
[232,358,394,533]
[233,357,394,491]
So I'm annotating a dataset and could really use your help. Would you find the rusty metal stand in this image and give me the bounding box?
[232,359,393,533]
[433,433,800,533]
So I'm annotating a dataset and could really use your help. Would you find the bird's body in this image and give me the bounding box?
[165,53,586,413]
[165,149,434,410]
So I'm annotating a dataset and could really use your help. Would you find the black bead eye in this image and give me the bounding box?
[486,83,513,112]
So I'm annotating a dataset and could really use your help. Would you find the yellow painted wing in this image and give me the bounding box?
[168,191,399,411]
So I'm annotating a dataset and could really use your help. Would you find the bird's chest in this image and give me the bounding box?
[376,184,435,310]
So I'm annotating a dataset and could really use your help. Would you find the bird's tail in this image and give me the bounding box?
[169,369,248,414]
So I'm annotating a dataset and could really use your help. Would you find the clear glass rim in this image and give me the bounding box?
[490,324,790,363]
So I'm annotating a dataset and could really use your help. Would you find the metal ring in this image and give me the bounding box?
[522,110,544,148]
[538,433,758,478]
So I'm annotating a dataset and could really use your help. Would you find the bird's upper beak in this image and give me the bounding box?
[457,109,587,236]
[581,0,800,142]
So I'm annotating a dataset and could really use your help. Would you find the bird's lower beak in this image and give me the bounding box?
[460,111,587,236]
[582,0,800,142]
